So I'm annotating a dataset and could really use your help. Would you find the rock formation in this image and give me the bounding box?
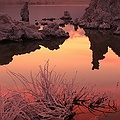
[0,13,43,41]
[60,11,72,20]
[0,13,69,42]
[79,0,120,34]
[41,22,69,38]
[20,2,29,22]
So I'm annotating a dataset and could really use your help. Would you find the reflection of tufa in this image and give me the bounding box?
[84,29,120,70]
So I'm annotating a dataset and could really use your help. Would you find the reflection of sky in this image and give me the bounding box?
[0,25,120,120]
[1,25,120,92]
[63,24,85,38]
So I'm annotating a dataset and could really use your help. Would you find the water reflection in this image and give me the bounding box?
[0,37,66,65]
[59,18,79,32]
[84,29,120,70]
[74,25,79,31]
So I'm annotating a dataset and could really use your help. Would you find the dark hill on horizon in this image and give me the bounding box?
[0,0,90,4]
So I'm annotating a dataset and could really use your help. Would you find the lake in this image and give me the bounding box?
[0,4,120,120]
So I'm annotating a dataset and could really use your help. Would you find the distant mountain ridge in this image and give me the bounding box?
[0,0,90,4]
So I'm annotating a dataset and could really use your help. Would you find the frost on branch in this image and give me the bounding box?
[0,61,118,120]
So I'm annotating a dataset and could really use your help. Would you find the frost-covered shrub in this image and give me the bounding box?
[0,61,118,120]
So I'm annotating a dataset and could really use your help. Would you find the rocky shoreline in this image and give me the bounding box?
[0,0,120,43]
[0,13,69,42]
[79,0,120,35]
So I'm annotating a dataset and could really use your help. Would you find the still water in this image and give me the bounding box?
[0,4,120,120]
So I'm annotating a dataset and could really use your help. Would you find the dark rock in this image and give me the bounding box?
[0,13,43,41]
[59,21,65,27]
[80,0,120,33]
[40,21,48,25]
[42,18,47,21]
[42,18,56,21]
[0,13,69,41]
[35,20,39,26]
[99,22,111,29]
[20,2,29,22]
[85,21,99,29]
[114,27,120,35]
[14,21,43,40]
[79,20,87,27]
[73,18,79,26]
[42,22,69,38]
[60,11,72,20]
[47,18,56,21]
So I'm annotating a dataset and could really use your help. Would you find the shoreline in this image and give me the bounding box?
[0,4,89,7]
[0,2,90,6]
